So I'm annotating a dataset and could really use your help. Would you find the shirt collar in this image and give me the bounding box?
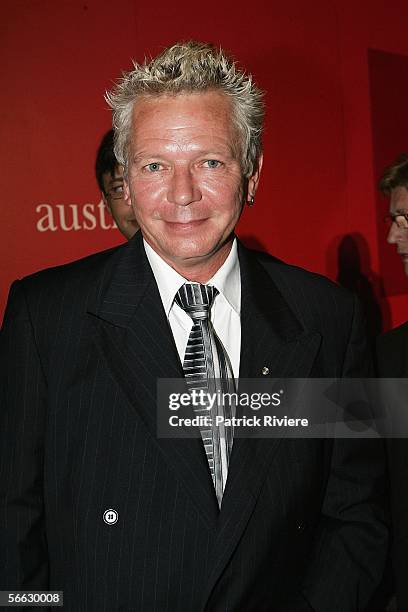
[207,239,240,315]
[143,237,241,317]
[143,239,186,318]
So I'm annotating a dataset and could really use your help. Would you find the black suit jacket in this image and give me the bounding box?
[0,234,388,611]
[377,322,408,378]
[377,322,408,612]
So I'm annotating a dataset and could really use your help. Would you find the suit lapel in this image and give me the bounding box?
[201,242,322,606]
[238,245,321,380]
[86,233,219,528]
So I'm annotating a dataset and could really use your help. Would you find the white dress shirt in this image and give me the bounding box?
[144,238,241,378]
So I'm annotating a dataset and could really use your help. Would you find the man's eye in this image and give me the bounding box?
[113,185,124,193]
[204,160,221,169]
[146,163,161,172]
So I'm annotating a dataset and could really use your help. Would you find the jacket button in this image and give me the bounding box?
[261,366,270,376]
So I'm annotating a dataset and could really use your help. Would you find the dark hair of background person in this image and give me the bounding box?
[379,152,408,194]
[95,129,117,192]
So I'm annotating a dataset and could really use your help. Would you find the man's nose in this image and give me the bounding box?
[387,222,403,244]
[167,166,201,206]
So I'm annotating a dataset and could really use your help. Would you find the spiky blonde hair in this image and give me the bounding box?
[105,41,264,177]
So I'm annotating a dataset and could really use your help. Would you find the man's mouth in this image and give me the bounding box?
[164,219,207,229]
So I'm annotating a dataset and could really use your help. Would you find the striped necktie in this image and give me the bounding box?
[175,283,235,507]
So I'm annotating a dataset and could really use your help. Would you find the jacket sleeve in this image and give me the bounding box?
[301,295,389,611]
[0,280,49,590]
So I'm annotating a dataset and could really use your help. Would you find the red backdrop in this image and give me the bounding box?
[1,0,408,330]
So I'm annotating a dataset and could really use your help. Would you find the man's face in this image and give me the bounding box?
[124,91,261,274]
[387,186,408,277]
[102,165,139,240]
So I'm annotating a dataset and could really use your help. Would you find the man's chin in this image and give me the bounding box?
[162,244,214,263]
[150,237,224,265]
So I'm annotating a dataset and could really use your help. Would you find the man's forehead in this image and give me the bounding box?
[128,91,240,160]
[390,185,408,212]
[104,167,123,182]
[102,167,124,191]
[131,91,232,127]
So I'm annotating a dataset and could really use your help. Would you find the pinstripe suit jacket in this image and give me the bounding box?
[0,233,387,611]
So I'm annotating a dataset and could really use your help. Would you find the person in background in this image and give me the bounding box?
[380,154,408,276]
[95,129,139,239]
[377,153,408,374]
[376,153,408,612]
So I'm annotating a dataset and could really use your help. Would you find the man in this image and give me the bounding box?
[377,153,408,376]
[95,129,139,239]
[377,153,408,611]
[0,42,387,611]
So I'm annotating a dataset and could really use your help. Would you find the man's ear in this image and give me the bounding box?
[247,153,263,201]
[102,192,112,215]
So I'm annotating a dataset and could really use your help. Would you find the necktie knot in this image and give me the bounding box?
[175,283,218,321]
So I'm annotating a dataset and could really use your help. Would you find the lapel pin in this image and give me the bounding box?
[103,509,118,525]
[261,367,270,376]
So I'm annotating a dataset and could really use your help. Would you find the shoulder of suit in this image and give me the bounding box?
[3,243,128,327]
[3,243,129,352]
[250,248,353,301]
[16,243,125,293]
[377,320,408,348]
[245,248,357,333]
